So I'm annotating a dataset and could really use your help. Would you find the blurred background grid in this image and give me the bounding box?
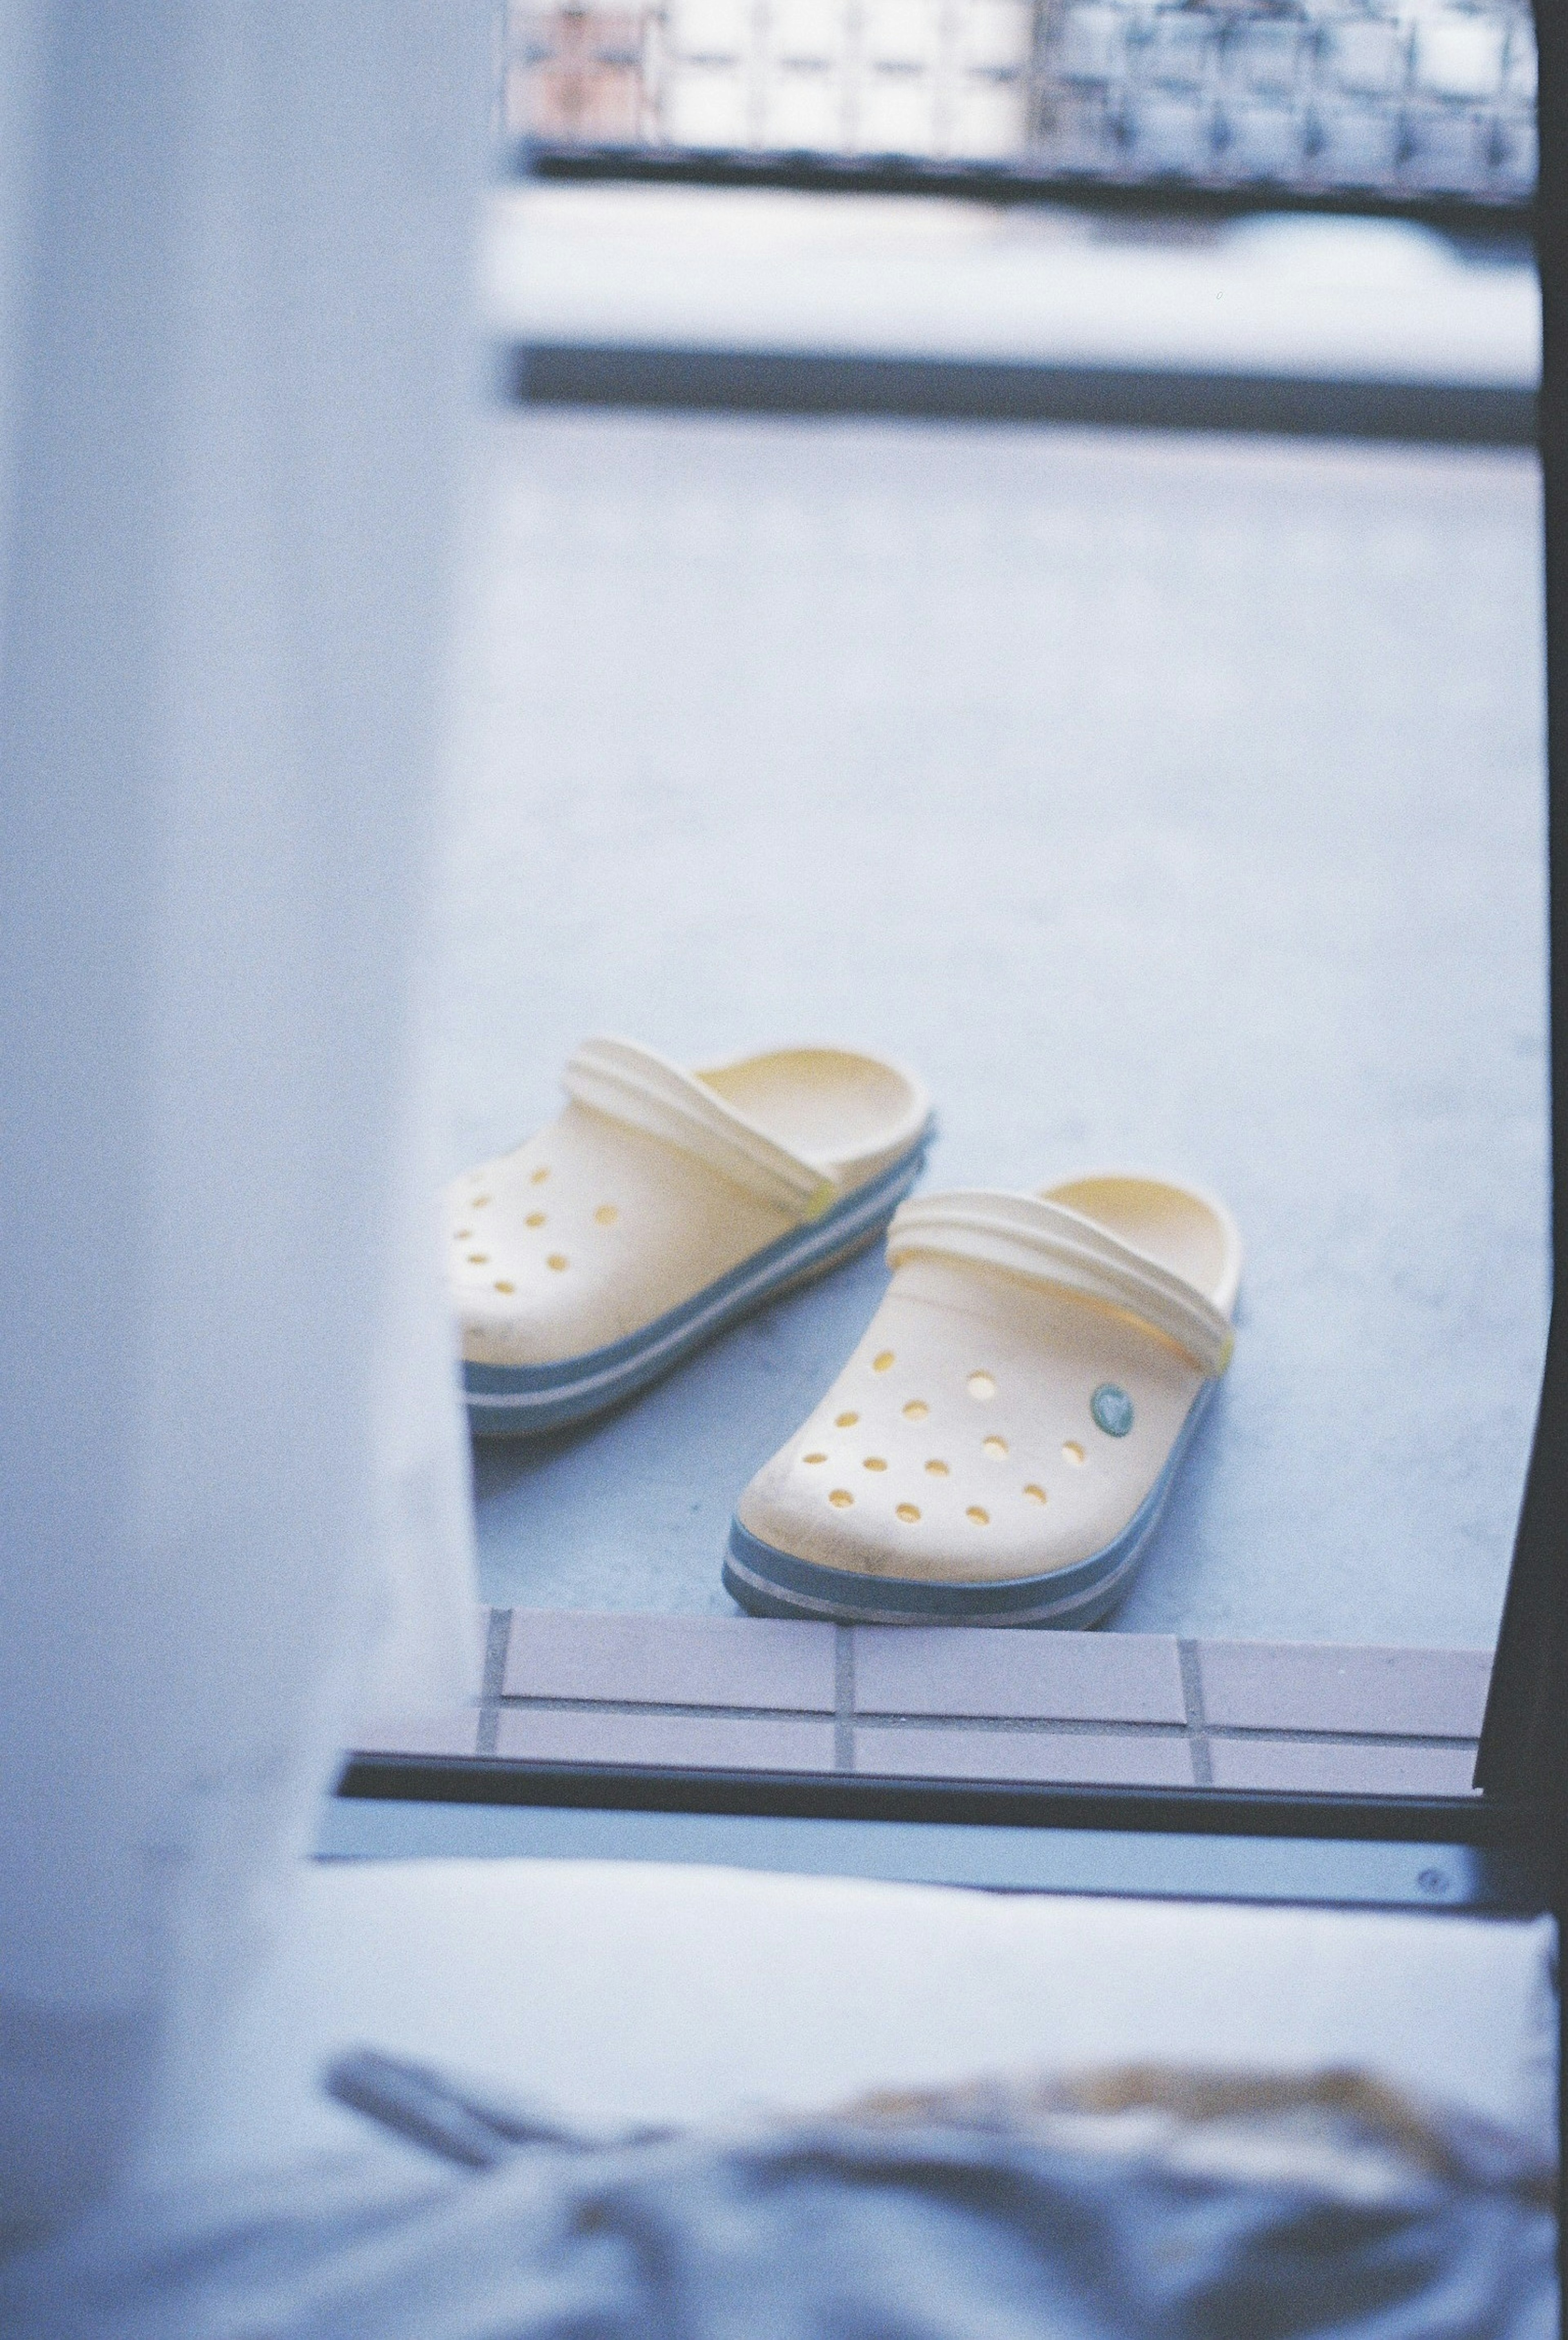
[505,0,1537,207]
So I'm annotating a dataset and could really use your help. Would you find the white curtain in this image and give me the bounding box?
[0,0,485,2238]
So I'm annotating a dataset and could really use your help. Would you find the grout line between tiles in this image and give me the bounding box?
[476,1607,513,1758]
[1202,1725,1480,1748]
[835,1626,855,1772]
[500,1694,836,1721]
[486,1695,1480,1755]
[809,1711,1194,1741]
[1178,1639,1213,1786]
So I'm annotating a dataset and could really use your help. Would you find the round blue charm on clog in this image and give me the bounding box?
[1091,1383,1134,1437]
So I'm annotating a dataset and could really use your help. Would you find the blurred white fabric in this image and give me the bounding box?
[7,1857,1555,2338]
[0,0,483,2236]
[156,1859,1559,2190]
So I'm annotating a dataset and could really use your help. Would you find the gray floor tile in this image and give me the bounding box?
[493,1706,837,1770]
[503,1609,836,1710]
[853,1625,1186,1721]
[854,1724,1194,1786]
[1207,1735,1480,1796]
[1197,1642,1492,1737]
[351,1710,481,1757]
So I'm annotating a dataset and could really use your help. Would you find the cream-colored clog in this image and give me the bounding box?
[725,1173,1240,1625]
[452,1038,933,1435]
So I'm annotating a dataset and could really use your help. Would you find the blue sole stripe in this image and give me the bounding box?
[723,1387,1212,1629]
[464,1134,931,1437]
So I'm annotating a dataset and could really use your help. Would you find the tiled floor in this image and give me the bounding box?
[357,1611,1488,1795]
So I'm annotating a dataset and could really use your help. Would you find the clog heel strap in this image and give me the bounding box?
[886,1191,1235,1379]
[564,1036,841,1222]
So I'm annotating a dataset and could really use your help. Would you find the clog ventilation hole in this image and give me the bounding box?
[808,1364,1090,1527]
[453,1168,626,1294]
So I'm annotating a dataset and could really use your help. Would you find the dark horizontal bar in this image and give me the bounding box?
[517,141,1535,241]
[510,343,1537,448]
[336,1751,1542,1850]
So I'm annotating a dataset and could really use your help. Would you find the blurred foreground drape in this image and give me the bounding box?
[0,0,485,2239]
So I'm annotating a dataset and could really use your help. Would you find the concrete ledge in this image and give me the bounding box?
[510,343,1537,447]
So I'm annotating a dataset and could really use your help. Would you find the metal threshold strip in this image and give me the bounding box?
[330,1756,1552,1915]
